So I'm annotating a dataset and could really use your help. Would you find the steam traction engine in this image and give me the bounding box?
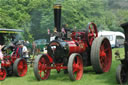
[33,4,112,81]
[0,41,27,80]
[116,22,128,84]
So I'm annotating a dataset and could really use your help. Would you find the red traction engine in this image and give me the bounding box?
[33,4,112,81]
[0,44,27,80]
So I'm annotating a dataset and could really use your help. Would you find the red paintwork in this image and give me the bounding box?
[17,59,27,77]
[46,54,53,63]
[45,23,98,70]
[1,47,20,68]
[0,68,6,80]
[11,47,20,63]
[87,22,98,45]
[36,22,107,80]
[66,40,87,54]
[99,39,112,72]
[38,55,51,80]
[48,63,67,70]
[72,55,83,80]
[0,46,27,80]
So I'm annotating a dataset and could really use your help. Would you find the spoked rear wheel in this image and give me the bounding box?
[68,53,83,81]
[91,37,112,73]
[13,58,28,77]
[0,67,6,81]
[116,64,128,84]
[34,54,51,80]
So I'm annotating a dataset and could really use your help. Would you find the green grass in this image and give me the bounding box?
[0,48,125,85]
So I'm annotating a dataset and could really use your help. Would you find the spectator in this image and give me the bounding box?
[32,41,36,56]
[22,43,29,58]
[16,41,29,58]
[16,41,23,57]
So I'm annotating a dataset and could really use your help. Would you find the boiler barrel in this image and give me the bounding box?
[66,41,86,54]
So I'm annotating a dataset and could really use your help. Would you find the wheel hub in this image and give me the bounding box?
[100,51,106,57]
[19,65,23,70]
[41,65,46,71]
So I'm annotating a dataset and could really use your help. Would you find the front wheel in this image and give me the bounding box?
[33,54,51,80]
[68,53,83,81]
[0,67,6,81]
[116,64,128,84]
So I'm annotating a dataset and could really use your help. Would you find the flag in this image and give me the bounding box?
[48,28,50,34]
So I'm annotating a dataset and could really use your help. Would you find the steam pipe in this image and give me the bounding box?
[54,4,61,32]
[120,22,128,59]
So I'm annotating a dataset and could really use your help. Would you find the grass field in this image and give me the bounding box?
[0,48,125,85]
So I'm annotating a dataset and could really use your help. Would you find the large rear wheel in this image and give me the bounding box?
[0,67,6,81]
[33,54,51,80]
[116,64,128,84]
[13,58,27,77]
[91,37,112,73]
[68,53,83,81]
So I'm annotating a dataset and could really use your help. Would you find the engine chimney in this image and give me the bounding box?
[120,22,128,59]
[54,4,61,32]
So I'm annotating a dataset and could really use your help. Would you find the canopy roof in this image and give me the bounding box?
[0,28,23,33]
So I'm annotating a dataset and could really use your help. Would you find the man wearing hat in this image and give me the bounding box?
[16,41,29,59]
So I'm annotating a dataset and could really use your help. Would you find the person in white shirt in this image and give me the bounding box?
[22,45,29,58]
[17,41,29,58]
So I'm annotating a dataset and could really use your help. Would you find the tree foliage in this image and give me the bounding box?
[0,0,128,41]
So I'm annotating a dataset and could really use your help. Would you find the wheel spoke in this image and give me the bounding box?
[100,45,104,52]
[39,70,43,77]
[19,61,23,66]
[88,33,93,37]
[104,47,110,52]
[73,68,78,74]
[42,58,46,63]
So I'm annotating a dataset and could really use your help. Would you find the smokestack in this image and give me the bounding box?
[120,22,128,59]
[54,4,61,32]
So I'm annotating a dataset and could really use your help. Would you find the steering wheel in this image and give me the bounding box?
[85,22,98,46]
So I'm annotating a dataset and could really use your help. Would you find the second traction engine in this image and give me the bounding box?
[33,4,112,81]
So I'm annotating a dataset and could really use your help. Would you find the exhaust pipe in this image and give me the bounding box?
[120,22,128,59]
[54,4,61,32]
